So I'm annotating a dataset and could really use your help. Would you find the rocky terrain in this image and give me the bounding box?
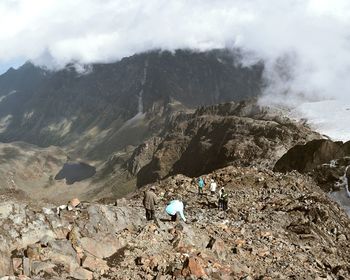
[0,49,325,205]
[274,139,350,192]
[1,48,350,280]
[0,141,135,204]
[130,100,321,186]
[0,142,68,199]
[0,99,322,203]
[1,165,350,279]
[0,50,263,160]
[0,142,112,204]
[0,49,268,202]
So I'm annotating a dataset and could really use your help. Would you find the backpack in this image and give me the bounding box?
[221,193,228,201]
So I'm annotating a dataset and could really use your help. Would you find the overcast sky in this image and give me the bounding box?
[1,0,350,105]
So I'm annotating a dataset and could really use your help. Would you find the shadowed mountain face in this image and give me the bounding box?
[273,139,349,173]
[127,101,321,186]
[274,139,350,192]
[0,50,263,160]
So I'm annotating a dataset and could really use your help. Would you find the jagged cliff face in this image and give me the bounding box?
[0,50,263,160]
[129,101,321,186]
[274,139,350,173]
[274,139,350,192]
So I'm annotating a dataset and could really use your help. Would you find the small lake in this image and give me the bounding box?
[55,162,96,185]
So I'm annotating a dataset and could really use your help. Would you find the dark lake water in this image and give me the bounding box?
[55,162,96,185]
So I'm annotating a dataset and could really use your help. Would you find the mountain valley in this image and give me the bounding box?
[0,50,350,279]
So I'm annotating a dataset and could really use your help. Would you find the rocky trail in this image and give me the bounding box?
[1,166,350,279]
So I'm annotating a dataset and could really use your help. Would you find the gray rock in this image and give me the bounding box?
[22,257,30,276]
[31,261,56,275]
[70,267,93,280]
[0,252,13,277]
[80,236,122,259]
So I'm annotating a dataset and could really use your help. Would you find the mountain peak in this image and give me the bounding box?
[0,49,263,160]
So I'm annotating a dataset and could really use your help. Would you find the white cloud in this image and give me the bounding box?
[0,0,350,105]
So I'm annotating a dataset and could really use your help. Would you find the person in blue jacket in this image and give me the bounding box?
[165,200,187,222]
[198,176,205,195]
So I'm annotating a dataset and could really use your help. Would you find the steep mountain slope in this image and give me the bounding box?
[128,101,321,186]
[0,100,322,202]
[1,166,350,279]
[1,51,350,279]
[0,50,263,160]
[274,138,350,192]
[274,139,350,173]
[0,62,48,96]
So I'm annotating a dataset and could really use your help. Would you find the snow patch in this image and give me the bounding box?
[290,100,350,142]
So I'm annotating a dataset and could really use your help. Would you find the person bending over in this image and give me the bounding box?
[165,200,187,222]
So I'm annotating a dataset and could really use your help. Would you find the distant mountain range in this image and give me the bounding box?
[0,49,329,203]
[0,49,263,160]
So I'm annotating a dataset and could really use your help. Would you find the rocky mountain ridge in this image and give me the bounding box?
[128,100,321,186]
[0,48,350,280]
[0,165,350,279]
[0,100,323,203]
[0,50,263,160]
[274,139,350,192]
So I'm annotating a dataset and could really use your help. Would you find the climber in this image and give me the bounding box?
[165,200,187,222]
[198,176,205,195]
[143,186,157,221]
[218,187,228,211]
[210,179,217,195]
[222,191,229,211]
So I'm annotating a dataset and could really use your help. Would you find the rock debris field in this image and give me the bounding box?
[0,166,350,279]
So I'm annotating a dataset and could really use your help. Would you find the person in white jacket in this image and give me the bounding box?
[210,179,217,195]
[165,200,186,222]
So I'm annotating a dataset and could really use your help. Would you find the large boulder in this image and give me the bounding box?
[274,139,348,173]
[274,139,350,191]
[80,236,122,259]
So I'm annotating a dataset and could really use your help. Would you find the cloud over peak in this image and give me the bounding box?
[1,0,350,103]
